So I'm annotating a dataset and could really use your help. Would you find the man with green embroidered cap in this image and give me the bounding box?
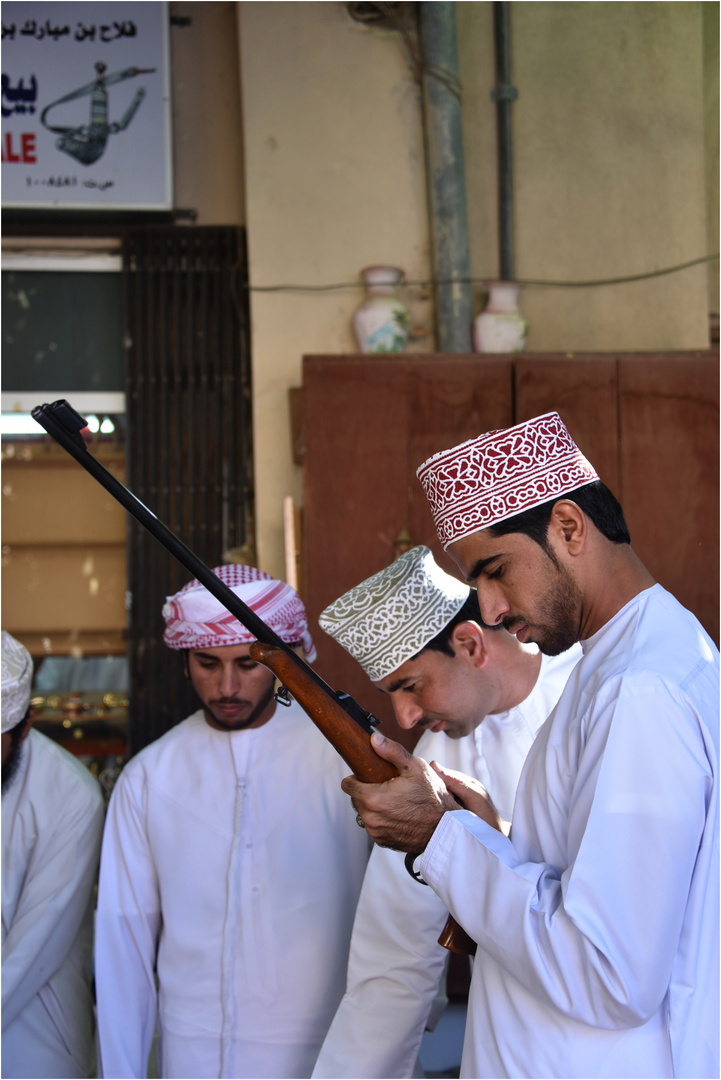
[312,545,579,1078]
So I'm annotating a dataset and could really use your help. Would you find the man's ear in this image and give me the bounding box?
[450,621,488,670]
[549,500,586,554]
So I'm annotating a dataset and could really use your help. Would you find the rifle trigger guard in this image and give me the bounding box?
[404,852,429,886]
[274,684,292,707]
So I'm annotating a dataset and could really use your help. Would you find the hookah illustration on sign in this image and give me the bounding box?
[40,61,155,165]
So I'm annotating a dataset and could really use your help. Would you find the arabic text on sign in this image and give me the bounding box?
[2,75,39,117]
[1,20,137,42]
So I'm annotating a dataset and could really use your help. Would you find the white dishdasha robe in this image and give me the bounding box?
[422,585,719,1079]
[95,700,371,1079]
[313,646,581,1079]
[2,729,104,1079]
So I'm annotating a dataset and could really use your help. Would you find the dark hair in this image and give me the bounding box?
[487,480,630,549]
[2,707,31,794]
[418,589,501,659]
[9,707,31,748]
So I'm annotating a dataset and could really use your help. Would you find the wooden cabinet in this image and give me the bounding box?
[302,352,718,748]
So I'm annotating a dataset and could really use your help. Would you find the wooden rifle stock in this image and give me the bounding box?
[31,399,476,956]
[249,642,396,784]
[250,642,477,955]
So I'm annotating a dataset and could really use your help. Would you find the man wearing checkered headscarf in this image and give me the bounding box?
[2,632,105,1078]
[342,413,720,1080]
[95,566,370,1080]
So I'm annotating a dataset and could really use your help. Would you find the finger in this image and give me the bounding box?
[370,731,414,772]
[341,775,361,798]
[430,761,482,803]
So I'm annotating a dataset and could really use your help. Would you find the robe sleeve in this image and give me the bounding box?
[1,772,104,1028]
[312,841,450,1078]
[421,675,713,1029]
[95,769,162,1079]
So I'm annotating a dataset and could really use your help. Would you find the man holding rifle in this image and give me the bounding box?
[344,413,719,1079]
[312,545,580,1078]
[95,564,371,1080]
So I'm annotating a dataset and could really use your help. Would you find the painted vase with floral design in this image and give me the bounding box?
[353,265,410,354]
[473,280,528,353]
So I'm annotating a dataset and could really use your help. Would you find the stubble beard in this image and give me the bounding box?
[204,679,276,731]
[505,563,583,656]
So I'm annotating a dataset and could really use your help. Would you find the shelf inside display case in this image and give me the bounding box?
[31,689,128,802]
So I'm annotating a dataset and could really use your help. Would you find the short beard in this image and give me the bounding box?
[535,568,582,655]
[505,561,582,656]
[205,680,276,731]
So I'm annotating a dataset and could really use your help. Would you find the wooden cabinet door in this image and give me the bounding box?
[617,353,719,642]
[302,354,513,748]
[303,356,416,746]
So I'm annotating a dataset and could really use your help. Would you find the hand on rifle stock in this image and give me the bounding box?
[249,641,476,955]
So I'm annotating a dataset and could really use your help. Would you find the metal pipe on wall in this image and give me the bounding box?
[419,2,473,352]
[492,1,517,281]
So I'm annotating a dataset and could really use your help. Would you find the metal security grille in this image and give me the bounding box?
[124,226,252,754]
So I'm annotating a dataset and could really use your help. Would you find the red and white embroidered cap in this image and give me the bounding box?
[162,563,316,661]
[417,411,599,550]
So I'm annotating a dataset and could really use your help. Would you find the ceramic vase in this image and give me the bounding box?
[353,266,410,354]
[473,281,528,353]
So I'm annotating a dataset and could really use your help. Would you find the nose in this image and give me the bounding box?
[475,581,510,627]
[392,696,424,730]
[219,662,242,698]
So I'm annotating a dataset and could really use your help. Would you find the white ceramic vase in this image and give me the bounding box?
[473,281,528,353]
[353,266,410,354]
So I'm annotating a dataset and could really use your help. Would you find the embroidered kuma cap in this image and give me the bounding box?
[2,631,33,734]
[162,563,317,662]
[319,546,470,682]
[417,411,598,549]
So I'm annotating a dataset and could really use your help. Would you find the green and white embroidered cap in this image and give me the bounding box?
[1,631,33,734]
[319,546,470,682]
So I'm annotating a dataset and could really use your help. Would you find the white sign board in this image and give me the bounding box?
[1,1,172,210]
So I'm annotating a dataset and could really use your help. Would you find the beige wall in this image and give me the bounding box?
[169,0,245,224]
[236,1,715,578]
[703,0,719,315]
[1,445,127,656]
[238,2,433,577]
[458,1,711,351]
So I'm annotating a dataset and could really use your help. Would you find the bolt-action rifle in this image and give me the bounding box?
[32,399,476,955]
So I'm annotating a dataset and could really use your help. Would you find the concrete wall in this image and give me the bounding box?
[458,1,711,352]
[189,2,716,578]
[238,2,433,576]
[703,0,719,316]
[170,0,245,224]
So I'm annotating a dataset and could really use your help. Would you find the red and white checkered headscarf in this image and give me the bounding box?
[417,412,598,549]
[162,564,316,661]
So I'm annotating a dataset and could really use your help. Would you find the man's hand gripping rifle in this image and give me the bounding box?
[32,399,475,955]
